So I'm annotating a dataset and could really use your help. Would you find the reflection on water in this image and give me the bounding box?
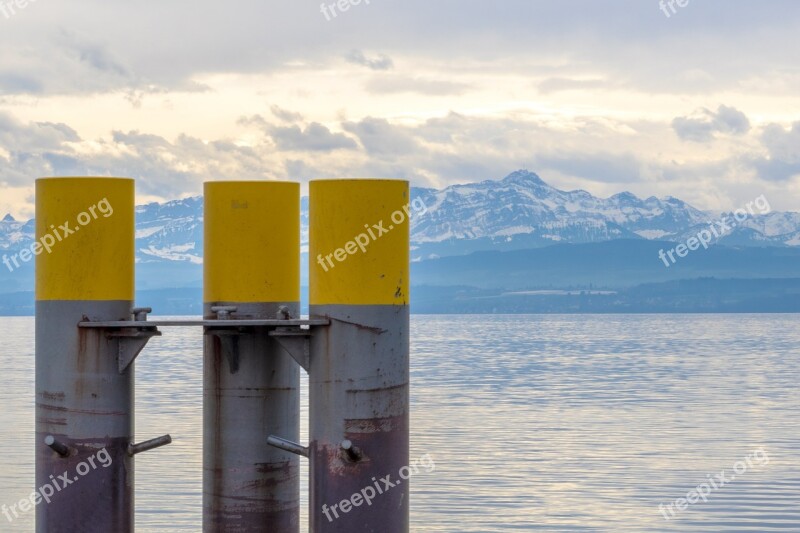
[1,315,798,531]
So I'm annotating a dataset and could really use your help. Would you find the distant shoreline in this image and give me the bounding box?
[4,276,800,315]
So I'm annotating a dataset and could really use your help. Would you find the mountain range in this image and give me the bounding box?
[2,170,799,313]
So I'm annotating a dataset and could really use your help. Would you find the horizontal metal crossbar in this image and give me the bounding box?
[78,319,330,328]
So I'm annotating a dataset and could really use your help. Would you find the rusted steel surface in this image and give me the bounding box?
[309,304,410,533]
[203,302,300,532]
[36,300,135,533]
[34,435,132,533]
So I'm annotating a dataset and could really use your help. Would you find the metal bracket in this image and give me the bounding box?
[270,328,311,372]
[206,328,251,374]
[77,306,330,374]
[105,308,161,374]
[109,328,161,374]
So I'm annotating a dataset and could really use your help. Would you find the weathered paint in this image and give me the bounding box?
[36,301,134,532]
[35,177,136,533]
[203,182,301,532]
[309,306,410,533]
[309,179,409,307]
[35,177,134,302]
[203,302,301,532]
[204,181,300,304]
[309,180,410,532]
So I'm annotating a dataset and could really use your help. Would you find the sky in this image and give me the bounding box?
[1,0,799,219]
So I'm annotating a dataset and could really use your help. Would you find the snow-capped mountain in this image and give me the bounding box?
[134,196,204,264]
[0,214,34,252]
[2,170,799,269]
[408,170,713,257]
[404,171,800,258]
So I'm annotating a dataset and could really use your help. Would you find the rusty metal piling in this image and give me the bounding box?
[203,182,302,532]
[35,177,411,533]
[307,179,411,533]
[35,177,139,532]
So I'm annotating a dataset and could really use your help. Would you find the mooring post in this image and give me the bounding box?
[35,177,136,532]
[308,179,411,532]
[203,181,302,532]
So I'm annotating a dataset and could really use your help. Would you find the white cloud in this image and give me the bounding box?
[754,122,800,182]
[1,1,800,216]
[268,123,358,152]
[672,105,751,142]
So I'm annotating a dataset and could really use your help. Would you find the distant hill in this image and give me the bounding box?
[411,239,800,289]
[410,278,800,314]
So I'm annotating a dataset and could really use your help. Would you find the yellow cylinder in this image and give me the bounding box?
[204,181,300,303]
[35,177,134,301]
[310,179,410,306]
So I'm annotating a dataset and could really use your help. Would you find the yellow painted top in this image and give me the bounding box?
[35,177,134,301]
[204,181,300,303]
[310,179,410,306]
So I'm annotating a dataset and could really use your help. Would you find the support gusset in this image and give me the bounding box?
[270,328,311,372]
[107,327,162,374]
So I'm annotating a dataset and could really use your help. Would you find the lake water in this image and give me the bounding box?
[1,314,799,532]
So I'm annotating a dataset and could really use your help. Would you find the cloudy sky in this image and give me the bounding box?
[1,0,799,218]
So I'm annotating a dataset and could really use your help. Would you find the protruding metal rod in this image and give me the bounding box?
[44,436,71,458]
[340,439,363,462]
[128,434,172,456]
[267,435,309,458]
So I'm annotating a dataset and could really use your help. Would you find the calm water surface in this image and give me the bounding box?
[1,315,798,531]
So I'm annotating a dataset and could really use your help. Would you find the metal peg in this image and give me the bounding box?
[128,434,172,456]
[267,435,309,458]
[44,435,71,458]
[341,439,363,462]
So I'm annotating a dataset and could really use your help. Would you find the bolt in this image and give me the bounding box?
[211,306,238,320]
[132,307,152,322]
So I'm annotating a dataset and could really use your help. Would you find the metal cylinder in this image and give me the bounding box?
[309,179,410,532]
[35,177,135,532]
[203,181,301,532]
